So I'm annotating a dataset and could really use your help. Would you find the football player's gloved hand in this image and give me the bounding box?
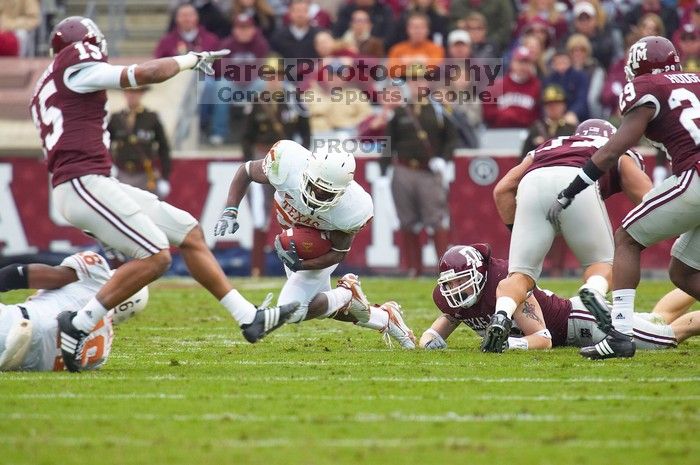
[188,49,230,75]
[274,236,303,272]
[214,207,239,236]
[156,179,170,198]
[546,191,573,229]
[481,311,512,353]
[424,334,448,350]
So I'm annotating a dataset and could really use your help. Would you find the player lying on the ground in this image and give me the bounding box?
[418,244,699,351]
[30,16,297,372]
[548,36,700,359]
[0,251,147,371]
[485,118,651,353]
[215,139,416,348]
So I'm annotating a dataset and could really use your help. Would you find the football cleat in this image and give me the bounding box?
[336,273,370,323]
[481,312,512,353]
[57,311,88,373]
[380,301,416,349]
[580,329,636,360]
[578,288,613,333]
[240,300,299,343]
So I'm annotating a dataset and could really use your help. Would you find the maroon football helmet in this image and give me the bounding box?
[437,243,490,309]
[575,119,617,138]
[625,36,680,81]
[50,16,107,57]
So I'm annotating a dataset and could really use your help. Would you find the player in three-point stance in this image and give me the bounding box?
[549,36,700,359]
[215,139,416,348]
[0,252,147,371]
[482,119,651,353]
[30,16,297,372]
[419,244,700,352]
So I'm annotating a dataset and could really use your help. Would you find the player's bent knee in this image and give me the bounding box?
[149,249,172,276]
[615,227,642,249]
[180,224,205,248]
[669,259,692,291]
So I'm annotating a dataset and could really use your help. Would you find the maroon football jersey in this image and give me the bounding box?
[619,72,700,176]
[432,256,572,347]
[30,41,112,187]
[525,135,644,200]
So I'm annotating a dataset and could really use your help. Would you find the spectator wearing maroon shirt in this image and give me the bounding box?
[600,31,641,117]
[155,4,219,58]
[483,46,541,128]
[674,23,700,62]
[332,0,395,40]
[270,0,320,59]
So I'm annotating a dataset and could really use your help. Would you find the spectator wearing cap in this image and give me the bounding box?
[567,33,605,118]
[446,29,471,59]
[544,48,589,122]
[333,0,395,40]
[387,12,445,78]
[483,46,541,128]
[570,1,623,69]
[270,0,321,59]
[207,15,271,145]
[520,84,577,157]
[461,11,498,59]
[450,0,514,55]
[624,0,679,38]
[283,1,333,29]
[387,0,449,50]
[340,9,385,58]
[514,0,568,43]
[155,4,219,57]
[674,23,700,61]
[231,0,277,39]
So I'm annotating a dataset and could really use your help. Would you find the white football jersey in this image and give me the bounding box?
[0,251,113,371]
[263,140,374,233]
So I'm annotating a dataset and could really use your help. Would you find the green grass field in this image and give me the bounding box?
[1,278,698,465]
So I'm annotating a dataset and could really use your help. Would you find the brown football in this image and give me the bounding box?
[277,226,333,259]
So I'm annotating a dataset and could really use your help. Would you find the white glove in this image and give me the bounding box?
[428,157,447,175]
[156,179,171,198]
[421,329,447,350]
[188,49,230,75]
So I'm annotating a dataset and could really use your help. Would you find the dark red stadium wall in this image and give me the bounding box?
[1,156,673,271]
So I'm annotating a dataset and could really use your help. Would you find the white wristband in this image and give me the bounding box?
[126,64,138,87]
[173,54,198,71]
[507,337,528,350]
[425,328,442,339]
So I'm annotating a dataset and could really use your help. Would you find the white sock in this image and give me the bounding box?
[220,290,256,325]
[72,297,108,333]
[612,289,635,335]
[357,305,388,330]
[495,296,518,318]
[584,274,609,296]
[319,287,353,318]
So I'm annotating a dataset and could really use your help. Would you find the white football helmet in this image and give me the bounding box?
[300,150,355,212]
[110,286,149,325]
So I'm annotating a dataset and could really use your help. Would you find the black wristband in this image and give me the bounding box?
[561,160,605,199]
[0,264,29,292]
[582,158,605,182]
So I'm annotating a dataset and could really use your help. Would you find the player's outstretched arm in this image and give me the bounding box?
[509,296,552,350]
[214,160,270,237]
[619,154,653,205]
[0,263,77,292]
[119,49,230,88]
[493,155,533,228]
[420,315,459,349]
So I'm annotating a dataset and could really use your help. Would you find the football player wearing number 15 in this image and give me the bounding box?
[30,17,298,372]
[215,140,417,348]
[482,119,652,353]
[548,36,700,359]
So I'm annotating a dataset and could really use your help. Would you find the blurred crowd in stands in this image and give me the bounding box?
[3,0,700,148]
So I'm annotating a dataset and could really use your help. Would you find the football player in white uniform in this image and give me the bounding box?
[215,140,416,348]
[0,251,147,371]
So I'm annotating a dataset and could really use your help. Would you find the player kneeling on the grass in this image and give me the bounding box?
[216,139,416,348]
[30,16,297,372]
[486,118,652,353]
[0,251,147,371]
[419,244,700,352]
